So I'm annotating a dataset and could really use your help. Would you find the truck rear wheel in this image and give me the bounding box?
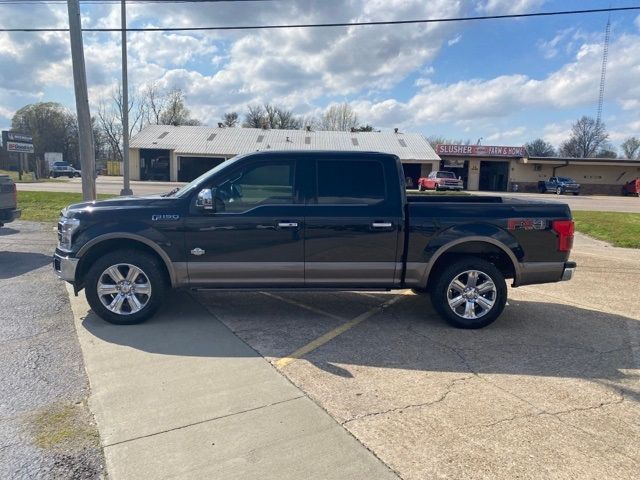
[85,250,167,325]
[431,257,507,329]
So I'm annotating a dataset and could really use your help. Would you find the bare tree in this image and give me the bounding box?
[222,112,239,127]
[559,116,609,158]
[97,84,147,162]
[142,84,201,126]
[320,103,359,131]
[621,136,640,159]
[143,82,166,125]
[426,135,471,149]
[242,104,301,129]
[243,105,265,128]
[525,138,556,157]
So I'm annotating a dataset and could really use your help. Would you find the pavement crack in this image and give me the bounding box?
[102,395,305,448]
[342,374,474,425]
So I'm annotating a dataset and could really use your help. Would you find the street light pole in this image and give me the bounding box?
[67,0,96,201]
[120,0,133,196]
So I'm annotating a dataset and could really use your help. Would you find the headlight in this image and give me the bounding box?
[58,216,80,252]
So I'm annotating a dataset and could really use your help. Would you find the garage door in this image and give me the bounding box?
[178,157,225,182]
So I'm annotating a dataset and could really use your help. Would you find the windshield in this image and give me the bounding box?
[557,177,574,182]
[173,154,247,198]
[437,171,456,178]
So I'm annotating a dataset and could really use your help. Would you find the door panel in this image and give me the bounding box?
[185,159,304,286]
[304,158,402,287]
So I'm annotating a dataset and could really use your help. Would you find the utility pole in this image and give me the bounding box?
[120,0,133,195]
[67,0,96,201]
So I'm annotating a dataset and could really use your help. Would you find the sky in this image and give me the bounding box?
[0,0,639,152]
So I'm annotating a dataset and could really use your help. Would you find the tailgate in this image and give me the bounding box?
[0,175,17,209]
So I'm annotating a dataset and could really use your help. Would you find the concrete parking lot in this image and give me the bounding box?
[4,219,639,479]
[195,234,640,479]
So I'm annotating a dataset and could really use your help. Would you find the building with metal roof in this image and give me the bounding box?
[129,125,440,183]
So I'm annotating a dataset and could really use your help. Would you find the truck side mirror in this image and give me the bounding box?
[196,188,215,211]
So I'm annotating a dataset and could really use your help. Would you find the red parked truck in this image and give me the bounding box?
[622,178,640,196]
[418,171,464,192]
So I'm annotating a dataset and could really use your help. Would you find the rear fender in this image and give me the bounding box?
[417,224,523,286]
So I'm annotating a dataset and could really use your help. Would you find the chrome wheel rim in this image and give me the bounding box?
[446,270,496,320]
[97,263,152,315]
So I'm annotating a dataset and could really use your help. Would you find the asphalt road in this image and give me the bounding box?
[0,221,104,479]
[18,177,640,212]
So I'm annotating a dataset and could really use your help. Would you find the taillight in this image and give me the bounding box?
[552,220,574,252]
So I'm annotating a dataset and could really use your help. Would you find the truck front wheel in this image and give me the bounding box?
[85,250,167,325]
[431,257,507,329]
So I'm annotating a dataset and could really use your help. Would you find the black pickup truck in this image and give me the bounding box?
[54,151,576,329]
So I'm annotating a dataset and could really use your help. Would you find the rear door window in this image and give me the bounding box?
[316,159,385,205]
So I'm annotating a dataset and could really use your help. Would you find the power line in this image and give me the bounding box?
[0,6,638,32]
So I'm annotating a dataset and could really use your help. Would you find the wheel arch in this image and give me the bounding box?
[75,233,182,289]
[420,236,520,289]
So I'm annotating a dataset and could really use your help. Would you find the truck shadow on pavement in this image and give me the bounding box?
[80,290,640,404]
[0,251,52,279]
[0,227,19,236]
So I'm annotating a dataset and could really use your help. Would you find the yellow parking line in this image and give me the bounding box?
[260,292,347,322]
[274,292,411,369]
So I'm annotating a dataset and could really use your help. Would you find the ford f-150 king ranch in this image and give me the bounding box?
[53,151,576,329]
[0,174,20,227]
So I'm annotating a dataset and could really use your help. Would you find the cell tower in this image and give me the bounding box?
[596,15,611,126]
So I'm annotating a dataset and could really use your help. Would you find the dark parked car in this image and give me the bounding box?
[538,176,580,195]
[0,174,21,227]
[622,178,640,197]
[54,151,576,329]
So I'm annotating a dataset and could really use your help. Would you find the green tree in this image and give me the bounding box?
[11,102,80,167]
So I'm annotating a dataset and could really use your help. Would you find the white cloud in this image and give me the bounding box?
[485,127,526,142]
[636,14,640,30]
[448,35,462,46]
[351,33,640,129]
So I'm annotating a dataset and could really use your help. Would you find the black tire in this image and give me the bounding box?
[572,192,579,196]
[418,184,424,192]
[430,257,507,329]
[556,187,563,195]
[85,249,167,325]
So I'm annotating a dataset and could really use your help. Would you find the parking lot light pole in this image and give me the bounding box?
[67,0,96,201]
[120,0,133,196]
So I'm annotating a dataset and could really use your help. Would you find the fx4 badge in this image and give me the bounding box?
[152,214,180,221]
[507,218,547,231]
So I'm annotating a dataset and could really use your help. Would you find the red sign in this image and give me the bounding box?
[436,144,525,157]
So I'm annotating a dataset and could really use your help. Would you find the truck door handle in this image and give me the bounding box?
[371,222,393,228]
[277,222,299,228]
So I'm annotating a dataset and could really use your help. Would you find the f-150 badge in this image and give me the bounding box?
[152,214,180,221]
